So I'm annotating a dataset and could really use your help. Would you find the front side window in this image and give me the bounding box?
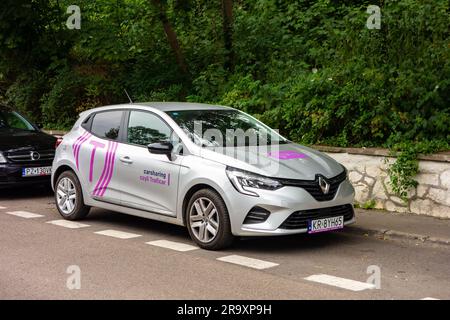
[91,111,122,140]
[127,111,172,146]
[0,110,35,131]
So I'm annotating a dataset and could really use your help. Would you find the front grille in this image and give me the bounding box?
[243,206,271,224]
[279,204,354,230]
[6,149,55,163]
[275,170,346,201]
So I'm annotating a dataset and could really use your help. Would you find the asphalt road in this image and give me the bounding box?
[1,187,449,300]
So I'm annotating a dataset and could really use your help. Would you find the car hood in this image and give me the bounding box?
[200,142,344,180]
[0,128,56,152]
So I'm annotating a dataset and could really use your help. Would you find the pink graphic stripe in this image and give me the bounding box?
[98,142,118,196]
[72,131,89,158]
[93,141,112,196]
[73,131,91,169]
[76,133,91,160]
[89,141,105,182]
[75,134,91,169]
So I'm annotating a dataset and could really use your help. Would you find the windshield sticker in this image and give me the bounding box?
[73,131,91,169]
[140,169,170,186]
[267,150,307,160]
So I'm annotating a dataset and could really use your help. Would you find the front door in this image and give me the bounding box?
[76,110,124,204]
[117,110,182,216]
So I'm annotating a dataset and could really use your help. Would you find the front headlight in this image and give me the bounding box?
[0,152,7,164]
[226,166,283,197]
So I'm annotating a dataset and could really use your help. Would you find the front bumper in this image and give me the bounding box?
[225,179,356,236]
[0,162,52,187]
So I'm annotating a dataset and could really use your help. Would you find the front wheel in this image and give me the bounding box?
[186,189,234,250]
[55,170,90,220]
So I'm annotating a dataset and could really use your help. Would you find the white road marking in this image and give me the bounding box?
[146,240,198,252]
[0,206,6,209]
[46,220,90,229]
[217,255,279,270]
[5,211,44,219]
[421,297,440,300]
[304,274,376,291]
[94,229,142,239]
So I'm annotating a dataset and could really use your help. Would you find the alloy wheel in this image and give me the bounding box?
[189,197,220,243]
[56,177,77,215]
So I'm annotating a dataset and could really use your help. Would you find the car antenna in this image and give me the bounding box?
[124,89,133,104]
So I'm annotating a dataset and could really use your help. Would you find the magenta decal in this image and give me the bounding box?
[88,140,105,182]
[98,141,118,196]
[140,169,170,186]
[267,150,307,160]
[73,131,91,169]
[93,141,118,197]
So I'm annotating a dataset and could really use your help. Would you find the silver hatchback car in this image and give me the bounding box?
[52,102,355,250]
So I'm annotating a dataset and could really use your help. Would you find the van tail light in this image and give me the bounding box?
[55,137,63,149]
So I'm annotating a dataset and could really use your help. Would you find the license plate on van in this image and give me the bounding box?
[22,166,52,177]
[308,216,344,233]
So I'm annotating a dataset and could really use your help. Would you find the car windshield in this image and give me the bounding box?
[0,110,36,131]
[167,109,288,147]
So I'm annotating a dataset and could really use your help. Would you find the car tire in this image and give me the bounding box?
[55,170,90,220]
[186,188,234,250]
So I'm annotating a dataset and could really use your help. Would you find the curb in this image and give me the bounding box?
[343,226,450,247]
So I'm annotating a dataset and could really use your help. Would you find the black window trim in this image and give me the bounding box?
[84,109,127,143]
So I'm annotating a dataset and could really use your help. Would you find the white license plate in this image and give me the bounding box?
[308,216,344,234]
[22,166,52,177]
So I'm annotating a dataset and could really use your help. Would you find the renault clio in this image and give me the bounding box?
[52,102,355,250]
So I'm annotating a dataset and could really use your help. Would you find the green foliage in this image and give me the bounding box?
[386,140,449,201]
[361,199,376,210]
[0,0,448,197]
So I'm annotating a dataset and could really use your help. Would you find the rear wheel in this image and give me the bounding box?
[186,188,234,250]
[55,170,90,220]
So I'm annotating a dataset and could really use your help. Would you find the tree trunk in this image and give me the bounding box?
[151,0,189,75]
[222,0,234,72]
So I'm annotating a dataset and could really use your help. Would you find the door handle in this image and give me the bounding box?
[119,156,133,164]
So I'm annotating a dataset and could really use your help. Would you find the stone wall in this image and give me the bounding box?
[326,152,450,219]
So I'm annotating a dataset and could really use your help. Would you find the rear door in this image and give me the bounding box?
[116,110,183,216]
[76,110,125,204]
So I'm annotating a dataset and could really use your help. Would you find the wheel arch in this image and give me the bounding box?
[52,163,78,189]
[181,183,223,226]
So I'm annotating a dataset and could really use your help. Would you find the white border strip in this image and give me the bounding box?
[94,229,142,239]
[146,240,198,252]
[304,274,376,291]
[0,206,6,209]
[217,255,279,270]
[5,211,44,219]
[46,220,90,229]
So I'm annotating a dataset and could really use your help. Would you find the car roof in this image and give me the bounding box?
[78,102,234,120]
[134,102,232,112]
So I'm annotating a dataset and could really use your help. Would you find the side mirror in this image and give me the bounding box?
[147,141,173,160]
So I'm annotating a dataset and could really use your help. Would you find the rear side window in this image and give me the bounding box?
[91,111,122,140]
[127,111,172,146]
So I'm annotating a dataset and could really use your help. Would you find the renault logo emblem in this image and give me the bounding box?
[30,151,40,161]
[318,176,330,194]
